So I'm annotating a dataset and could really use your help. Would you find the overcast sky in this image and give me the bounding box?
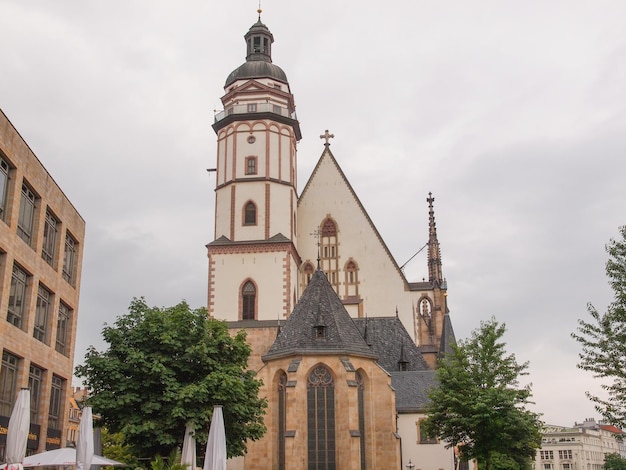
[2,1,625,427]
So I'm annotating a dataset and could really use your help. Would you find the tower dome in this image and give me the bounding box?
[224,18,289,87]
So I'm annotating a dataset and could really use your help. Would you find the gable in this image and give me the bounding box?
[297,148,413,318]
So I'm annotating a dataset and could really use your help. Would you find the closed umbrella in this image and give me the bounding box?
[180,423,196,470]
[203,406,226,470]
[76,407,94,470]
[5,388,30,470]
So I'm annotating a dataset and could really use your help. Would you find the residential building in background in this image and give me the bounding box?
[0,108,85,458]
[536,419,626,470]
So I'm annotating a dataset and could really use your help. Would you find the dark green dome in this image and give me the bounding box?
[224,18,289,87]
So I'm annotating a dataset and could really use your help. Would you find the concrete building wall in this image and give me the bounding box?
[397,413,455,470]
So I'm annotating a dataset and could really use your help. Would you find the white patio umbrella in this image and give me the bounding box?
[202,406,226,470]
[20,448,125,467]
[5,388,30,470]
[180,423,196,470]
[76,407,94,470]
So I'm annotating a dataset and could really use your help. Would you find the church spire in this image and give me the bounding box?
[427,192,443,286]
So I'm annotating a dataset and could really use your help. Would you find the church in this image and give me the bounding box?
[206,12,457,470]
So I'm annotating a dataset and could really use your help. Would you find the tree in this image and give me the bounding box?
[423,317,543,470]
[572,226,626,427]
[75,298,267,459]
[100,427,138,468]
[605,453,626,470]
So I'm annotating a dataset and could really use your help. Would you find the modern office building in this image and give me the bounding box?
[0,108,85,458]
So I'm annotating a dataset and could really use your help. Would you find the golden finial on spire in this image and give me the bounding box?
[257,0,262,19]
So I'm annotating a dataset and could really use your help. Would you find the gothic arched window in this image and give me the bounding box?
[320,218,339,293]
[302,261,315,289]
[307,365,335,469]
[344,259,359,298]
[278,372,287,470]
[356,371,366,470]
[241,280,256,320]
[244,201,257,225]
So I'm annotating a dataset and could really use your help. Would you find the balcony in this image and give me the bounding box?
[214,103,298,123]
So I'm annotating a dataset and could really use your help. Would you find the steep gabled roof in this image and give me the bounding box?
[391,371,437,413]
[298,146,412,289]
[439,312,457,358]
[353,317,431,373]
[263,269,377,361]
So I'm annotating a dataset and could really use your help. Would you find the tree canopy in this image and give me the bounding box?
[423,317,542,470]
[572,226,626,426]
[75,298,267,459]
[605,453,626,470]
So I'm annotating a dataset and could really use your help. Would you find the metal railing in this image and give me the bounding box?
[214,103,298,123]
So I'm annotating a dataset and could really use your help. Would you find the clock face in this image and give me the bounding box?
[248,135,256,144]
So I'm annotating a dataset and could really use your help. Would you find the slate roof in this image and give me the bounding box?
[353,317,431,373]
[263,269,377,361]
[439,313,457,357]
[391,371,437,413]
[207,233,292,247]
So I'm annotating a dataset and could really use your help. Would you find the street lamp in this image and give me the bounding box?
[406,460,415,470]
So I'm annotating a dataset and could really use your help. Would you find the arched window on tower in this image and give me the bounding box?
[344,259,359,298]
[241,280,256,320]
[419,297,434,344]
[307,365,335,469]
[244,201,257,226]
[302,262,315,290]
[320,217,339,293]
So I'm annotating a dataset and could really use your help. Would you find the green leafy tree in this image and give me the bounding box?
[75,298,267,460]
[99,427,138,468]
[572,226,626,427]
[423,317,542,470]
[605,453,626,470]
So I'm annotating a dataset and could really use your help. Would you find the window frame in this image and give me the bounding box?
[243,201,257,226]
[17,182,37,246]
[8,263,29,329]
[55,302,71,356]
[320,218,339,293]
[42,209,59,267]
[0,155,10,222]
[307,364,336,469]
[48,374,65,430]
[63,231,78,285]
[34,284,52,344]
[278,372,287,470]
[0,351,20,417]
[241,280,256,320]
[245,156,258,175]
[29,363,44,423]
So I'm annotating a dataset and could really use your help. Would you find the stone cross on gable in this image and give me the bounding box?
[320,129,334,146]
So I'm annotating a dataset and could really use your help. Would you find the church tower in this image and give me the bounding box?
[207,13,302,321]
[416,193,450,368]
